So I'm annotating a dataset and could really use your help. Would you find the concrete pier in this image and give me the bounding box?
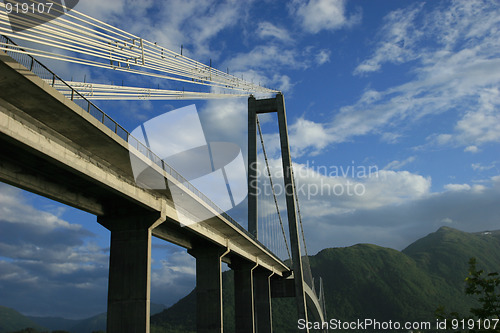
[254,268,273,333]
[189,243,228,333]
[232,259,256,332]
[98,212,164,333]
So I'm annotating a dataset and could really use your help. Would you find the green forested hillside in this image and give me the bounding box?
[311,243,441,322]
[403,227,500,287]
[151,227,500,332]
[0,306,45,333]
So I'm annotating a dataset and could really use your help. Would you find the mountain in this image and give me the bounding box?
[0,306,45,333]
[151,273,235,333]
[403,227,500,287]
[25,316,78,332]
[311,243,439,321]
[151,227,500,332]
[69,313,106,333]
[3,304,166,333]
[64,303,165,333]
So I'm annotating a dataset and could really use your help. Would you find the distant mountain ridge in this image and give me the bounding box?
[151,227,500,332]
[0,306,45,333]
[2,227,499,333]
[0,303,166,333]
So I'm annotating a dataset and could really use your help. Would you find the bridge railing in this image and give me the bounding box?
[0,35,282,258]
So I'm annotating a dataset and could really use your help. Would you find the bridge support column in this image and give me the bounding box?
[248,96,258,238]
[276,93,309,329]
[189,243,227,333]
[232,259,256,333]
[254,268,273,333]
[98,212,164,333]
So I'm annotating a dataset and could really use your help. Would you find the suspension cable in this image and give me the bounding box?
[291,166,308,257]
[51,81,248,100]
[256,114,291,261]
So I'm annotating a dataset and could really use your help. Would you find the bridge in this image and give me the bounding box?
[0,2,326,332]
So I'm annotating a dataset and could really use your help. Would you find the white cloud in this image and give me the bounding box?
[0,185,81,233]
[454,88,500,145]
[471,162,497,172]
[440,217,454,224]
[354,3,424,75]
[315,49,331,65]
[256,22,293,43]
[425,88,500,150]
[292,163,431,214]
[380,132,402,144]
[289,117,334,156]
[292,0,361,34]
[361,170,431,207]
[0,184,109,318]
[465,145,479,153]
[435,134,453,146]
[383,156,416,170]
[199,98,248,148]
[444,183,486,193]
[189,1,245,57]
[302,175,500,253]
[151,250,195,306]
[75,0,128,21]
[0,184,198,316]
[261,20,500,156]
[259,160,431,228]
[316,0,500,152]
[226,45,307,72]
[256,116,335,159]
[472,184,487,192]
[272,74,294,93]
[444,183,471,191]
[223,44,331,95]
[77,0,248,60]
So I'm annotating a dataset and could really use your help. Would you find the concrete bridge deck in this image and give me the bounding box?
[0,50,291,332]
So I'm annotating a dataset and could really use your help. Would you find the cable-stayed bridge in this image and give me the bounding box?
[0,2,326,332]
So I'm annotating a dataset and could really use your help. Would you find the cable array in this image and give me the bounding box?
[51,81,249,100]
[256,115,291,262]
[0,0,278,99]
[291,166,314,287]
[255,114,318,306]
[257,115,291,261]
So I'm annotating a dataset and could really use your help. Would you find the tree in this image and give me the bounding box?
[465,258,500,319]
[436,258,500,332]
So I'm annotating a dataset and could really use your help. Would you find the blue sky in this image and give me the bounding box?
[1,0,500,319]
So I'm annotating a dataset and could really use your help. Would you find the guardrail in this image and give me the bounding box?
[0,34,281,258]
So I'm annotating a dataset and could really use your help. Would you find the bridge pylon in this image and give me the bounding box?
[248,93,310,332]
